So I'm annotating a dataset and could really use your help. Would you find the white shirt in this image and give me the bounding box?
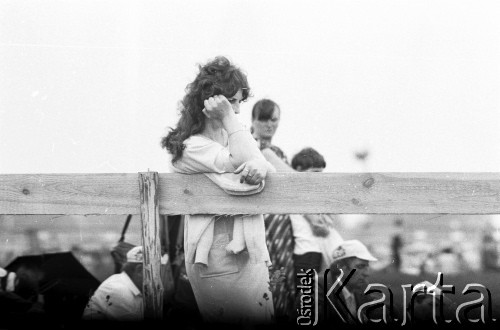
[290,214,344,272]
[82,272,143,321]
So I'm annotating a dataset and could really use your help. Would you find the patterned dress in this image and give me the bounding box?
[259,142,296,322]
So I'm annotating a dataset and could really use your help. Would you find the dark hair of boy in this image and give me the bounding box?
[291,147,326,172]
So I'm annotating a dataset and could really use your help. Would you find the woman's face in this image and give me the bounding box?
[252,106,280,140]
[227,89,244,114]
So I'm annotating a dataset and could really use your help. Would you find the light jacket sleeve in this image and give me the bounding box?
[173,136,236,174]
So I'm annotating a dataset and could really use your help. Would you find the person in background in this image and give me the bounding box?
[1,267,46,326]
[407,280,457,325]
[0,266,16,293]
[251,98,296,322]
[399,231,434,276]
[317,240,378,326]
[251,99,287,161]
[82,246,145,321]
[290,148,344,279]
[390,218,404,272]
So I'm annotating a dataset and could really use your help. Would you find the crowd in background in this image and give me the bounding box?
[2,213,500,326]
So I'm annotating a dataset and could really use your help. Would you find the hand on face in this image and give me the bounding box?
[234,158,269,185]
[202,95,234,120]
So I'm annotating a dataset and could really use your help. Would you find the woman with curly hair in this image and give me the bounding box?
[161,56,275,324]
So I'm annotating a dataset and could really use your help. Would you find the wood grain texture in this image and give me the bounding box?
[0,173,139,215]
[159,172,500,215]
[1,173,500,215]
[139,172,163,320]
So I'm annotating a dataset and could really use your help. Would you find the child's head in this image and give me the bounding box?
[291,147,326,172]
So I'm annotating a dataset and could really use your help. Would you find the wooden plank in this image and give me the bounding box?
[1,173,500,215]
[0,174,139,215]
[159,172,500,215]
[139,172,163,320]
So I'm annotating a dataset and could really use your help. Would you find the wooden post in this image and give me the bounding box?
[138,172,163,320]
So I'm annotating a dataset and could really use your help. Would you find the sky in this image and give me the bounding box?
[1,0,499,174]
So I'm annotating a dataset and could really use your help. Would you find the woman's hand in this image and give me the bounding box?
[234,158,269,184]
[202,95,234,120]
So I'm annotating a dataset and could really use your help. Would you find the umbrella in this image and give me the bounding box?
[5,251,100,322]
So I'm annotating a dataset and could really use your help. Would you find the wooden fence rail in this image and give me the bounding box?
[1,172,500,320]
[1,172,500,215]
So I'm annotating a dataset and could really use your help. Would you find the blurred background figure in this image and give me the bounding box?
[481,215,500,271]
[251,99,283,156]
[0,266,17,293]
[431,247,461,275]
[390,218,405,272]
[0,266,47,326]
[428,220,467,275]
[289,147,344,278]
[251,98,296,322]
[399,230,434,276]
[407,280,457,325]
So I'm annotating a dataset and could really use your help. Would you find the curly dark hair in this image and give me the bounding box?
[161,56,251,163]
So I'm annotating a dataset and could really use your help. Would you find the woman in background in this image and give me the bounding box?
[251,99,296,322]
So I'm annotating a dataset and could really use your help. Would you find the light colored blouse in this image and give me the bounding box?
[171,134,271,266]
